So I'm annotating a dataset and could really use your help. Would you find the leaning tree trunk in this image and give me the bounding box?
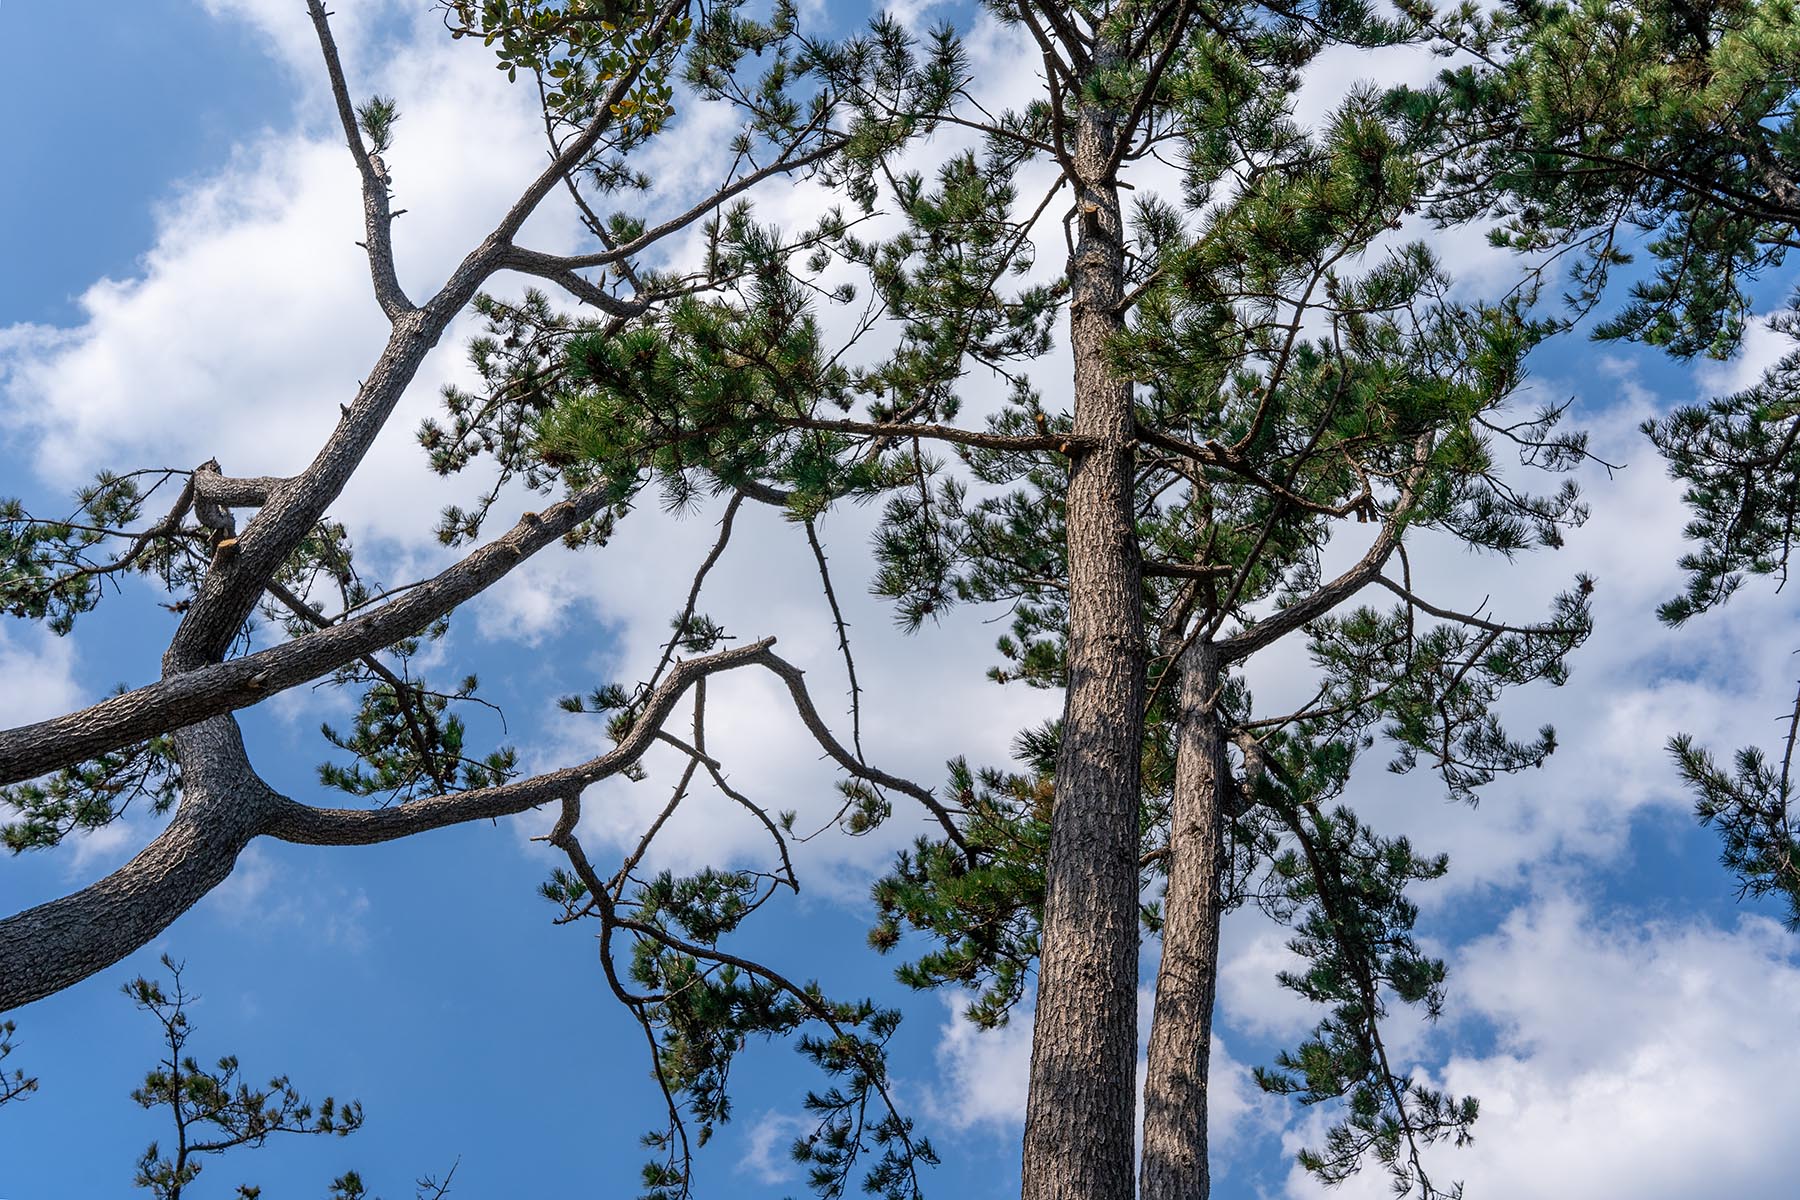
[1020,62,1147,1200]
[1138,642,1229,1200]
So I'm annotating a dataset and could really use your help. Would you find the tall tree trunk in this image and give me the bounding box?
[1139,642,1228,1200]
[1021,60,1147,1200]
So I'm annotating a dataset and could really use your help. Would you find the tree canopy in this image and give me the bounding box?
[2,2,1797,1198]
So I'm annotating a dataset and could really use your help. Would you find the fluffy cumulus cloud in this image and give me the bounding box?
[1216,350,1800,906]
[1284,894,1800,1199]
[0,624,82,729]
[0,1,561,556]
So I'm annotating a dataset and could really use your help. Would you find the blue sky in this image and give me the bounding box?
[4,3,1800,1199]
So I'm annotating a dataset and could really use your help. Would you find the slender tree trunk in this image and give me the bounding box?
[1021,58,1147,1200]
[1139,642,1228,1200]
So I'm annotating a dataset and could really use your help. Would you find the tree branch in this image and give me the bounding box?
[306,0,413,319]
[0,485,612,785]
[753,648,968,856]
[0,717,283,1012]
[1217,438,1432,664]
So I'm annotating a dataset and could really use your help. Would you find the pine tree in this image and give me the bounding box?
[507,5,1594,1196]
[123,955,364,1200]
[862,93,1593,1199]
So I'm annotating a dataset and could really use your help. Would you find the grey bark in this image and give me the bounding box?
[0,640,949,1012]
[1138,642,1229,1200]
[0,488,608,786]
[1021,68,1147,1200]
[0,718,279,1012]
[1,641,755,1012]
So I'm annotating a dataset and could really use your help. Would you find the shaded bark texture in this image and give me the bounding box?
[0,718,277,1011]
[1139,642,1229,1200]
[1021,69,1147,1200]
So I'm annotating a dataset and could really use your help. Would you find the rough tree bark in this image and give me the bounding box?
[1021,44,1147,1200]
[1139,642,1229,1200]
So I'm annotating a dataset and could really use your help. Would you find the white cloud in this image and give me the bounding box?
[927,994,1036,1129]
[0,18,559,565]
[1215,918,1318,1044]
[1695,310,1796,399]
[0,625,82,728]
[740,1109,816,1186]
[0,626,140,874]
[9,9,1800,1198]
[1285,894,1800,1199]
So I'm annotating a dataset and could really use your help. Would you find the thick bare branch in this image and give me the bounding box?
[0,642,780,1013]
[1217,523,1399,664]
[191,470,287,509]
[0,485,611,785]
[500,247,651,317]
[0,717,282,1012]
[163,310,456,671]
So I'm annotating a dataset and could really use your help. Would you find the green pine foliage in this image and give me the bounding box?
[0,1019,36,1108]
[1,720,181,852]
[1402,0,1800,924]
[12,0,1733,1193]
[125,956,363,1200]
[1395,0,1800,358]
[0,470,208,634]
[409,23,984,1192]
[536,859,936,1200]
[447,3,1599,1190]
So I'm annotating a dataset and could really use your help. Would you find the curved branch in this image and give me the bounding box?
[1217,438,1433,664]
[1370,574,1554,636]
[500,247,651,317]
[0,717,282,1013]
[1217,522,1400,665]
[0,640,782,1015]
[754,649,968,855]
[264,639,779,846]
